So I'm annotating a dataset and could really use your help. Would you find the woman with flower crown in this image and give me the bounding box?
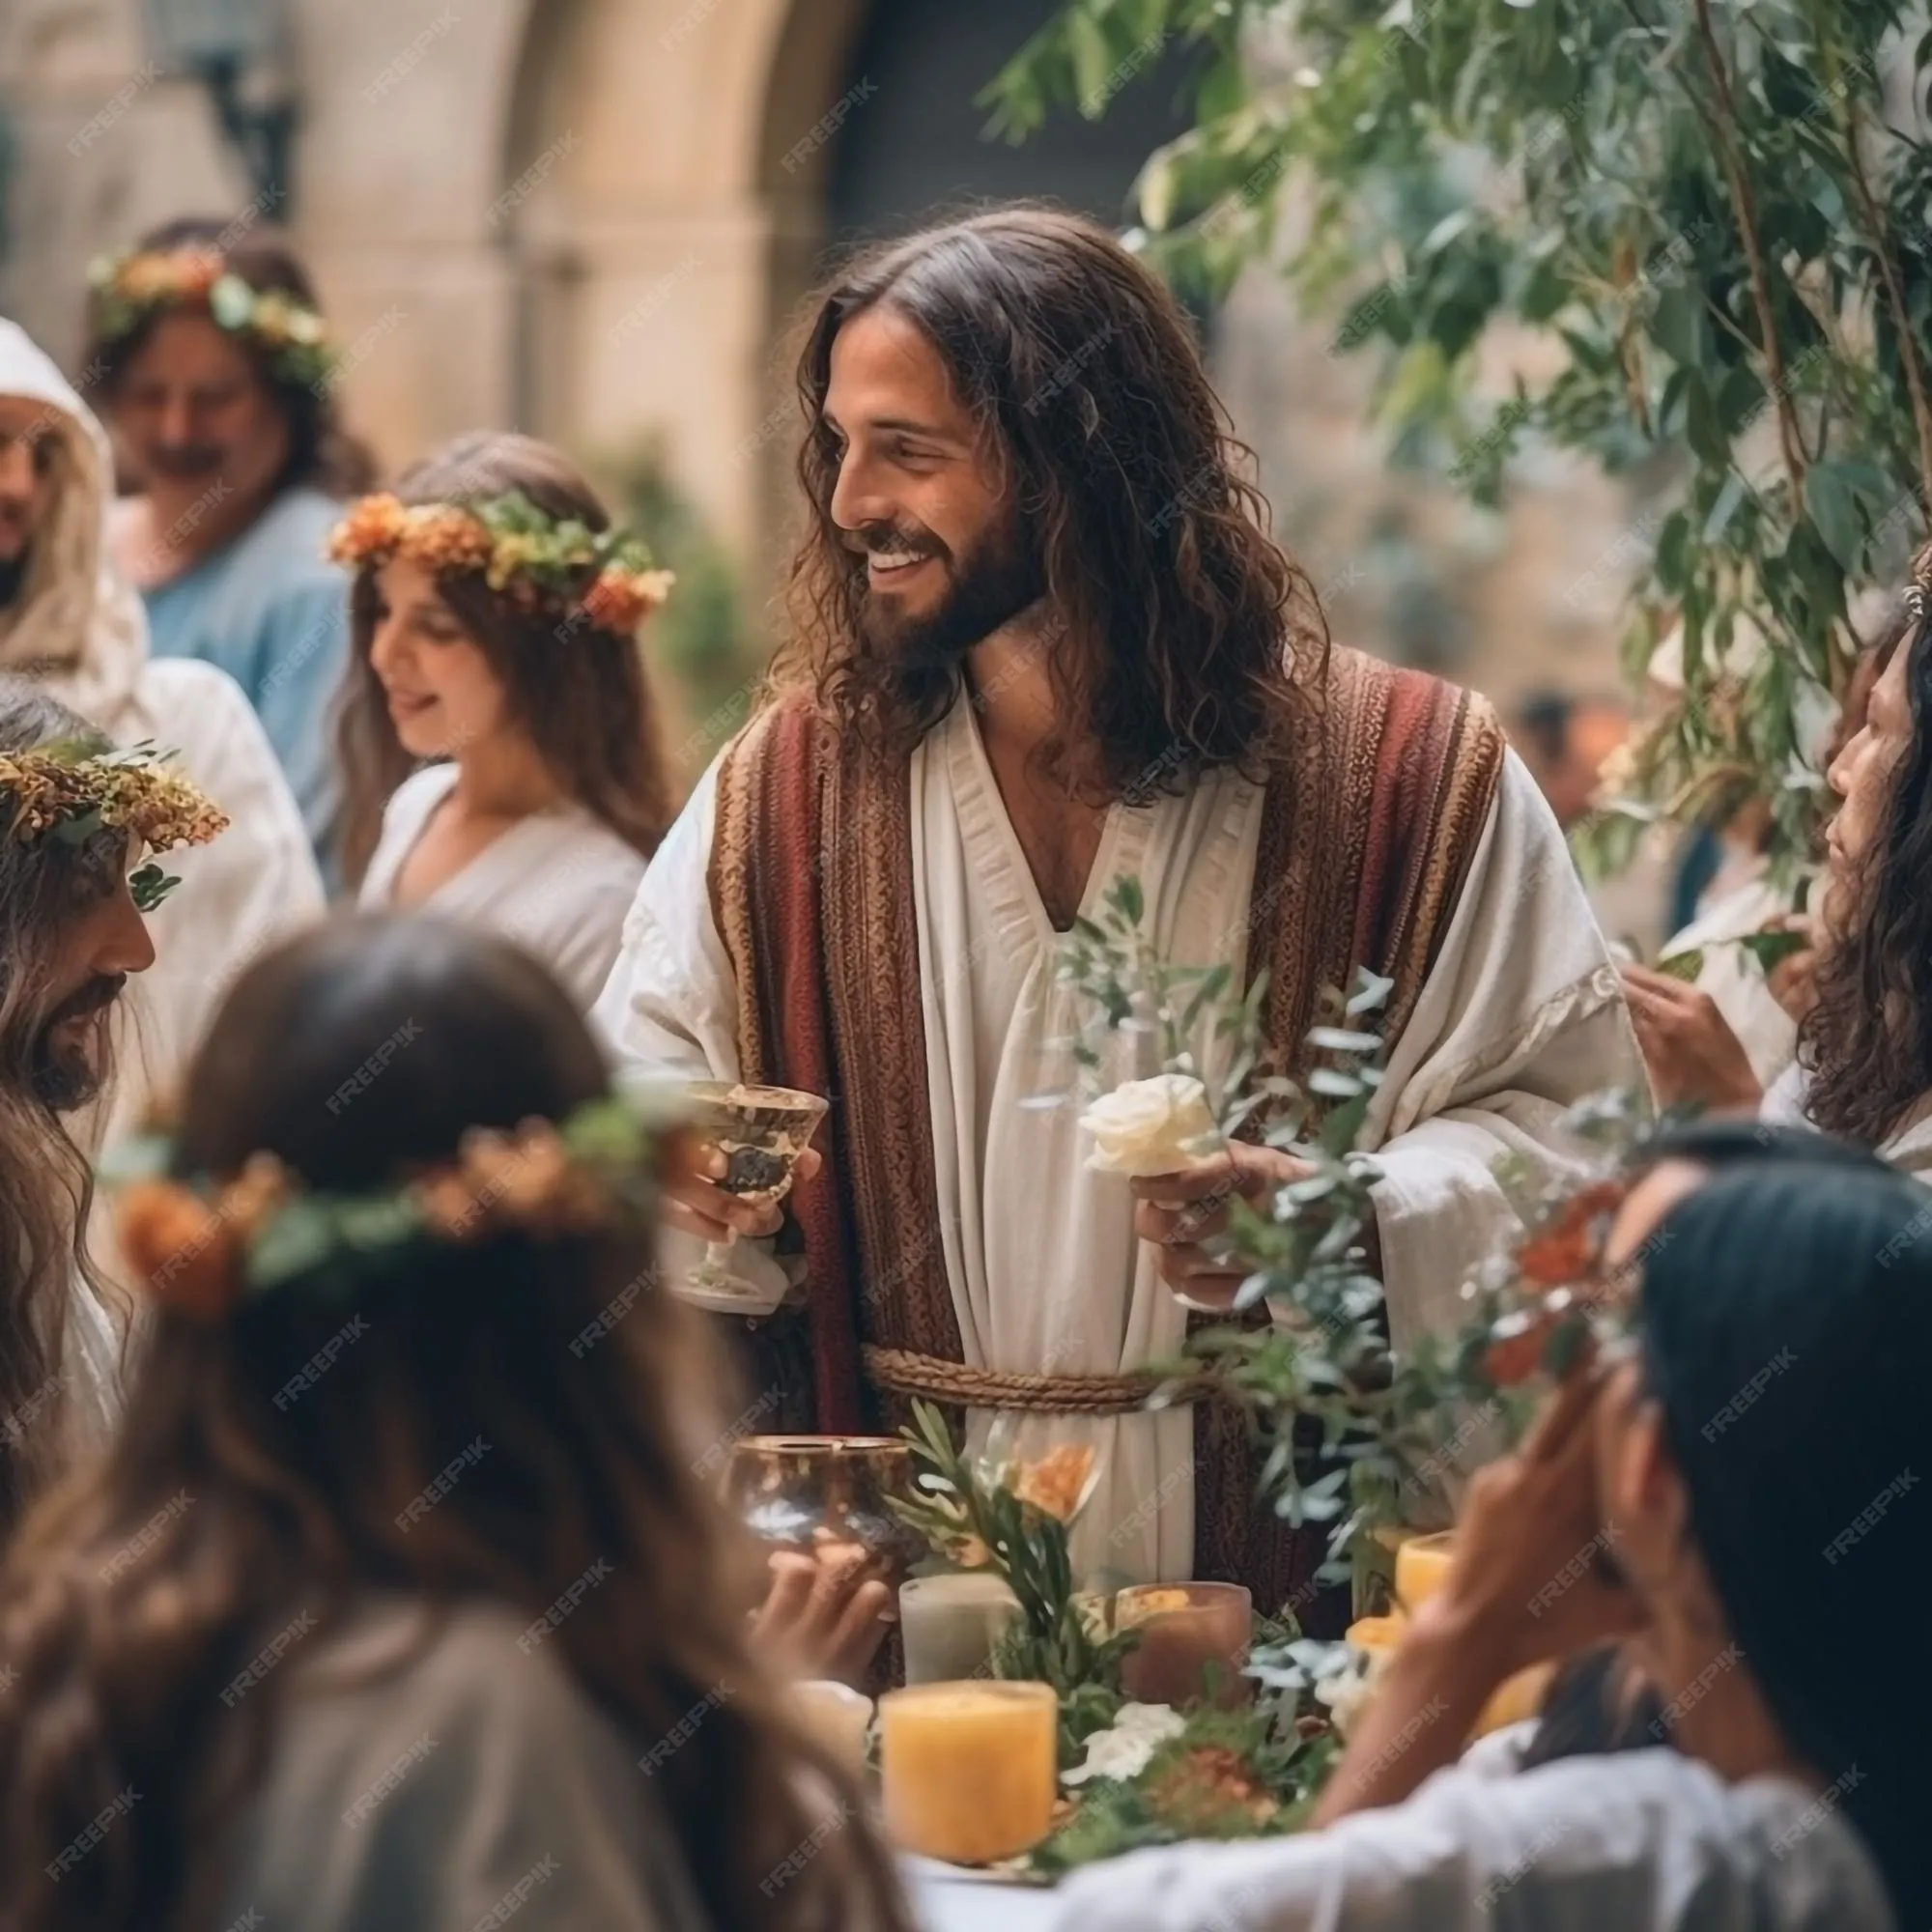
[330,432,674,1010]
[0,913,914,1932]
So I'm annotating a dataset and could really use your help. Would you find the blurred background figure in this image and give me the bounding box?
[88,218,373,885]
[1511,689,1630,833]
[1509,687,1668,961]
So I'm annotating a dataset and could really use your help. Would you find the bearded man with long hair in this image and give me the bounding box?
[0,675,224,1536]
[597,207,1638,1625]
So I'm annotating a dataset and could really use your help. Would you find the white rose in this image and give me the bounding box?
[1081,1073,1224,1177]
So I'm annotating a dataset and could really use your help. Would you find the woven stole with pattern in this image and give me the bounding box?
[706,648,1505,1623]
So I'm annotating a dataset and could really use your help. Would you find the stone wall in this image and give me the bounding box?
[0,0,1628,714]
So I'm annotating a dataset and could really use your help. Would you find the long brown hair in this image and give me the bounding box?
[0,677,126,1538]
[1802,596,1932,1145]
[82,215,378,498]
[776,204,1327,797]
[0,913,911,1932]
[335,431,673,890]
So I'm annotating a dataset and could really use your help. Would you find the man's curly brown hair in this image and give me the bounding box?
[773,205,1328,800]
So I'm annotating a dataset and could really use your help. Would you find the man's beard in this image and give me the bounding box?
[851,511,1046,671]
[31,974,127,1112]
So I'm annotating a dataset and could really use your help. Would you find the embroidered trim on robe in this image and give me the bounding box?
[706,647,1505,1611]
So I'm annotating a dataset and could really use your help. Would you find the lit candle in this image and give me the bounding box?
[1115,1582,1252,1710]
[792,1680,873,1775]
[1394,1530,1456,1614]
[879,1681,1058,1865]
[898,1574,1020,1685]
[1365,1533,1552,1738]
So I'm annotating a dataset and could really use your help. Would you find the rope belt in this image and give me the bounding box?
[861,1345,1209,1417]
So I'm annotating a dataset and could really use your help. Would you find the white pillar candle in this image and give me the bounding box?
[898,1573,1020,1685]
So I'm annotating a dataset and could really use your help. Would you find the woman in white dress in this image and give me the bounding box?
[331,432,673,1009]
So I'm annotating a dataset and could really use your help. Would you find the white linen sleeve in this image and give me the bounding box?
[591,758,744,1083]
[588,758,788,1299]
[1045,1751,1862,1932]
[1362,750,1643,1354]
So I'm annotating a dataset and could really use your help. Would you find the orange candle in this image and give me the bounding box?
[1362,1533,1552,1739]
[879,1681,1058,1865]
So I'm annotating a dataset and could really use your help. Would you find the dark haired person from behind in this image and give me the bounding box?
[1053,1129,1925,1931]
[0,915,912,1932]
[91,217,376,883]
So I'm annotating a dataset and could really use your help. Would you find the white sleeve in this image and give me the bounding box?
[588,758,788,1300]
[592,758,744,1083]
[1363,751,1642,1354]
[1047,1752,1817,1932]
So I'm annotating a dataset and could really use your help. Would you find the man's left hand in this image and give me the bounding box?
[1132,1144,1380,1308]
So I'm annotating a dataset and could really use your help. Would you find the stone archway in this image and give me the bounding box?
[294,0,854,555]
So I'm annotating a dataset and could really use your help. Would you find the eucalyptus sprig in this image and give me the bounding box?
[891,1399,1135,1758]
[1056,872,1644,1608]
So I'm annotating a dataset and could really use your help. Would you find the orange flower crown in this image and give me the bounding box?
[87,247,336,390]
[327,490,674,638]
[107,1093,693,1321]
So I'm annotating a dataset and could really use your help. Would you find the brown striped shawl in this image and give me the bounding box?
[704,646,1504,1621]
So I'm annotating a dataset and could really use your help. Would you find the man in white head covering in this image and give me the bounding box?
[0,315,324,1208]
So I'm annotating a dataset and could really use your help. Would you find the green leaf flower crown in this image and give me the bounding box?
[0,739,228,912]
[107,1084,695,1320]
[327,490,675,636]
[87,247,338,392]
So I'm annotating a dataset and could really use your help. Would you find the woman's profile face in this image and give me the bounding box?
[1824,637,1915,933]
[366,555,509,759]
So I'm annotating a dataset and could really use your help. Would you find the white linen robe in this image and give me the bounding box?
[594,699,1639,1583]
[360,764,648,1013]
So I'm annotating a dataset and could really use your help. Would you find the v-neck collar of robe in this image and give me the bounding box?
[385,767,576,912]
[946,700,1151,947]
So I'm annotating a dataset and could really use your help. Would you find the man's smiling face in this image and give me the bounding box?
[821,303,1044,667]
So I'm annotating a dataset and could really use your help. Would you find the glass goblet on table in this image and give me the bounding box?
[677,1080,829,1313]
